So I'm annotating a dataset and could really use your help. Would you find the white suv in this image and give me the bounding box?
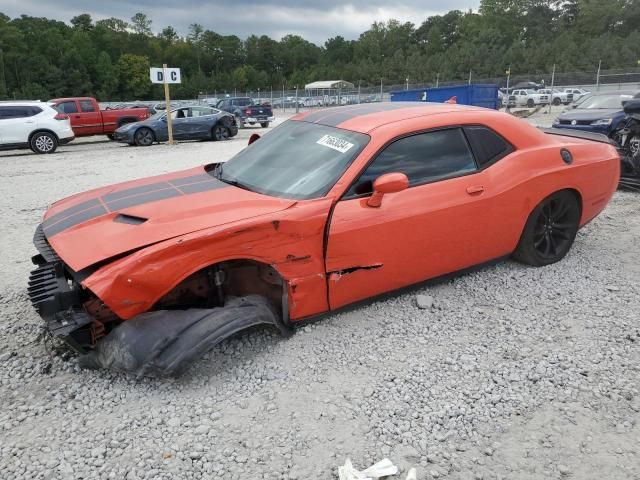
[0,101,74,154]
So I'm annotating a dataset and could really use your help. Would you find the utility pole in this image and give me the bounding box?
[358,80,361,104]
[505,66,511,112]
[468,70,472,85]
[436,72,440,88]
[162,64,174,145]
[380,78,383,102]
[547,64,556,114]
[596,60,602,90]
[405,77,409,90]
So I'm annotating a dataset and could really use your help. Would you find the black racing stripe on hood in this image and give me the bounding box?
[43,176,228,239]
[105,188,180,211]
[102,182,170,202]
[41,198,101,230]
[43,205,108,237]
[168,173,213,187]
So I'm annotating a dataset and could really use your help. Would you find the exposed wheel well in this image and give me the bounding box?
[29,129,59,143]
[153,260,288,323]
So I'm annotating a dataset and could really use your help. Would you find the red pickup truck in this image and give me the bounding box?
[49,97,151,139]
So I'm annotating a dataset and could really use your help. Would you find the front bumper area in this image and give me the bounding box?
[28,224,93,353]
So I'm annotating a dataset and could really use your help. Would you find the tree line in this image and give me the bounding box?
[0,0,638,101]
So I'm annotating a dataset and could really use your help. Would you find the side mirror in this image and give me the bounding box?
[161,116,167,122]
[366,173,409,208]
[248,133,261,145]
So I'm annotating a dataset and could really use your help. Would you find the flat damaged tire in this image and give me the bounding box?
[78,295,290,377]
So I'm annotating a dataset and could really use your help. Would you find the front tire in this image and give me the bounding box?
[527,99,535,108]
[513,191,581,267]
[106,134,115,141]
[134,128,154,147]
[30,132,58,154]
[235,114,244,129]
[212,124,230,141]
[553,97,561,106]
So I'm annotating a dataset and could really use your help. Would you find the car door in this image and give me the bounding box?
[75,99,103,135]
[169,108,191,139]
[325,127,514,310]
[188,107,214,138]
[0,106,40,144]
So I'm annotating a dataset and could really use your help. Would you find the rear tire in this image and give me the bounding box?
[235,114,244,129]
[513,191,581,267]
[527,99,535,108]
[212,124,230,141]
[553,97,561,106]
[260,122,270,128]
[106,134,115,141]
[30,132,58,154]
[134,127,154,147]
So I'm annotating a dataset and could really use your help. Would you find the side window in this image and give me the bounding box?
[346,128,477,197]
[463,126,513,169]
[58,101,78,114]
[79,100,96,112]
[0,106,40,119]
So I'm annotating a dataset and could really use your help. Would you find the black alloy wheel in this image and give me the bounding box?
[134,128,154,147]
[513,190,581,266]
[213,124,230,141]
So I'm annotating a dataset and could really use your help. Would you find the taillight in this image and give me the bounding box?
[54,113,68,121]
[245,109,251,115]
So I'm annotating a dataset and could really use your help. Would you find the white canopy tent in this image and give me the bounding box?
[304,80,355,90]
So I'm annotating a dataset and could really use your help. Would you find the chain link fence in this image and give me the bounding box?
[101,66,640,112]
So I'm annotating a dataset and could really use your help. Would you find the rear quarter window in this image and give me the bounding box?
[463,126,513,169]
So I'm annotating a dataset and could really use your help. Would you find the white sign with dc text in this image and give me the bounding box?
[150,67,181,84]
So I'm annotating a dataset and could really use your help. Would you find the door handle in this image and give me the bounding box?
[466,185,484,195]
[74,115,81,119]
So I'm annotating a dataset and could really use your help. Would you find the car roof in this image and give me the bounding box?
[0,100,48,106]
[293,102,487,133]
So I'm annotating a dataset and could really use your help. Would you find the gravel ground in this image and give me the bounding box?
[0,111,639,480]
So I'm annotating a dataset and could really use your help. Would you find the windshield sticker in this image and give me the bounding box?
[316,135,355,153]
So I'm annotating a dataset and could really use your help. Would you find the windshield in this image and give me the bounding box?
[577,94,633,109]
[214,120,369,200]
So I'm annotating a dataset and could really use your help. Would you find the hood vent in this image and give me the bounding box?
[114,214,148,225]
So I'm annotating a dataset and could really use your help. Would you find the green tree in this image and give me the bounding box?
[117,53,150,98]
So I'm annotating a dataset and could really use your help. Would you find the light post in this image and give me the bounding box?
[406,77,409,90]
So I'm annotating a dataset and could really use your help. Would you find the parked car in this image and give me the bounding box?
[508,81,544,92]
[536,89,573,106]
[28,103,619,375]
[216,97,274,128]
[507,89,550,107]
[0,101,74,154]
[563,88,590,102]
[113,106,237,146]
[49,97,151,140]
[552,91,638,135]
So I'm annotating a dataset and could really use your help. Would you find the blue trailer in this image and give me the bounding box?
[390,84,499,109]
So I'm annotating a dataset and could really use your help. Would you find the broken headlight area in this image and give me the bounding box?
[28,224,291,376]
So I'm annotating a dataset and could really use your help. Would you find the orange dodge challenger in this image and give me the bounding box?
[28,103,620,376]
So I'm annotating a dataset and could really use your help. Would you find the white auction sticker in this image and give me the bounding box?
[316,135,355,153]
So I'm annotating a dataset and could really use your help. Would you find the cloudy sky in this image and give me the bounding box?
[1,0,480,44]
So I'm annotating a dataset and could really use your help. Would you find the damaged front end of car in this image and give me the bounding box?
[28,224,292,377]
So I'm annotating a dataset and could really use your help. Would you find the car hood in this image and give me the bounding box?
[558,108,621,121]
[42,166,296,271]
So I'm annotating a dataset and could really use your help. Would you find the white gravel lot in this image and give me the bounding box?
[0,110,639,480]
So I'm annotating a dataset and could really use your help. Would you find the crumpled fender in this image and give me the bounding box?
[78,295,290,377]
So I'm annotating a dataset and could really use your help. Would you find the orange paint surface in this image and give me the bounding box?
[42,104,619,322]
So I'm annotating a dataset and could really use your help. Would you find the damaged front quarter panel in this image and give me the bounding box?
[81,198,335,322]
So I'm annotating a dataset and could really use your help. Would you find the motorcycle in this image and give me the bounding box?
[611,99,640,191]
